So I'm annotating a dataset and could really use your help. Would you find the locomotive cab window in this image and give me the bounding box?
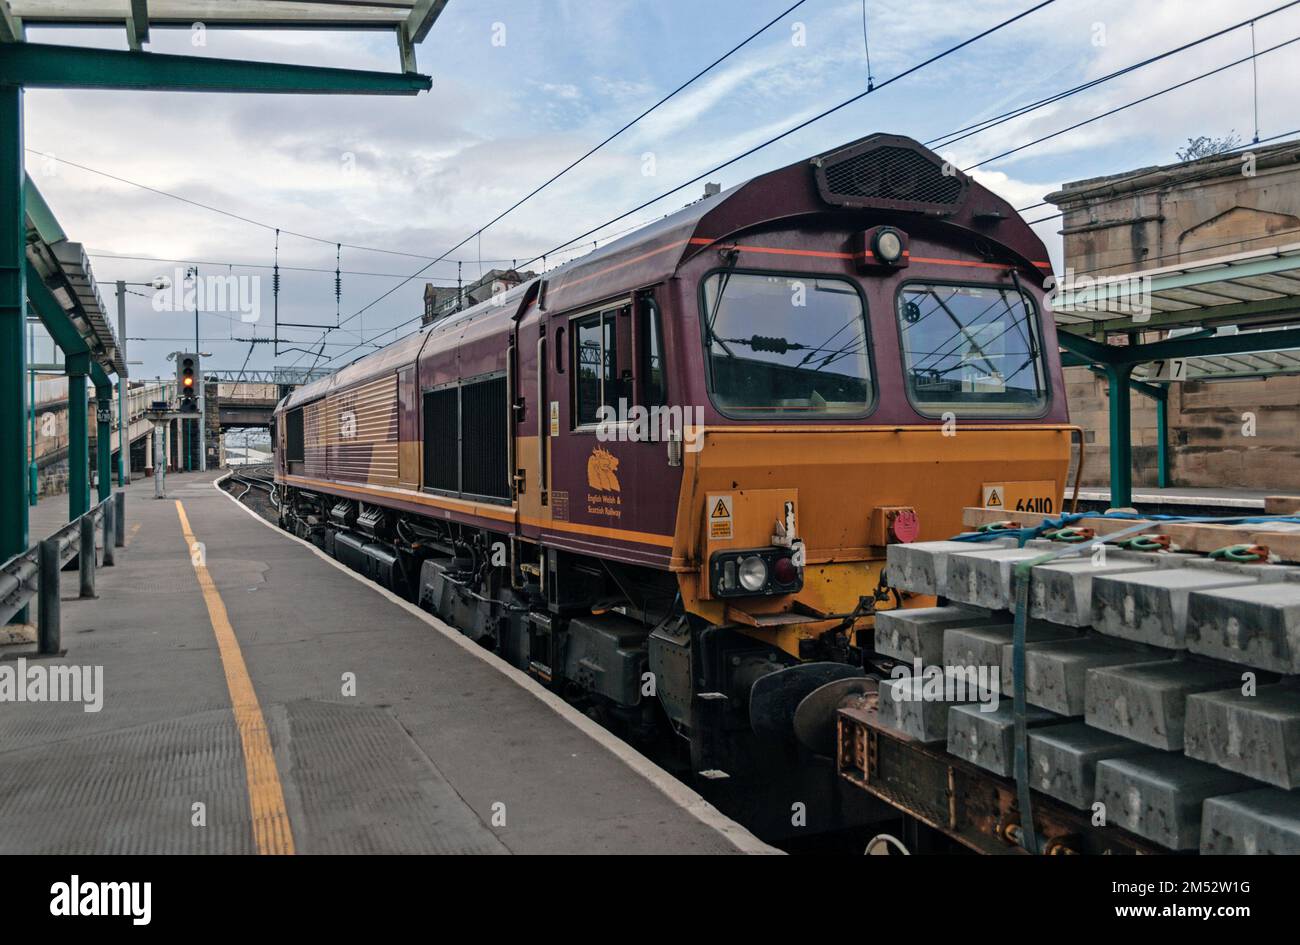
[701,272,872,417]
[896,281,1047,417]
[639,298,668,408]
[572,303,633,427]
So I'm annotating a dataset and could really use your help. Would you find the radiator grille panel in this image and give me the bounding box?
[423,388,459,493]
[460,376,509,500]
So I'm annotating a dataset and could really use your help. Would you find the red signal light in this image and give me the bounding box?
[772,555,799,586]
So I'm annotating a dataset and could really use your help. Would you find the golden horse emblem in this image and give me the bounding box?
[587,446,620,492]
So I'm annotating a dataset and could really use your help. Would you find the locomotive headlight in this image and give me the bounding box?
[872,227,904,264]
[709,549,803,598]
[858,225,909,271]
[737,555,769,592]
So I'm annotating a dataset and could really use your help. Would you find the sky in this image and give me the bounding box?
[23,0,1300,380]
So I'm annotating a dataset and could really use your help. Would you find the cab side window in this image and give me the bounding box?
[572,304,632,427]
[639,298,668,408]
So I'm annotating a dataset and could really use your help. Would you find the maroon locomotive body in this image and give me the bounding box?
[274,133,1072,775]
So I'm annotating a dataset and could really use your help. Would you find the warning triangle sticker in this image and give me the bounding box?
[711,499,730,519]
[986,487,1003,508]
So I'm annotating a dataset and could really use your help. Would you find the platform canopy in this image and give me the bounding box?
[1050,241,1300,506]
[0,1,445,560]
[2,0,449,67]
[24,177,124,377]
[1052,241,1300,335]
[1130,328,1300,384]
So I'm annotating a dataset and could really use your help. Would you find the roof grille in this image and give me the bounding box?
[815,140,967,215]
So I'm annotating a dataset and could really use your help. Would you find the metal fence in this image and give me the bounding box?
[0,491,125,655]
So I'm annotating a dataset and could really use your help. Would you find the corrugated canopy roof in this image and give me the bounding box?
[1052,242,1300,335]
[3,1,450,55]
[24,176,125,377]
[10,1,417,29]
[1130,327,1300,383]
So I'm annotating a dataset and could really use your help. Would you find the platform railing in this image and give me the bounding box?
[0,491,125,656]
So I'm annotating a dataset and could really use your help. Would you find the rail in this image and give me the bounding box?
[227,466,277,506]
[0,491,125,655]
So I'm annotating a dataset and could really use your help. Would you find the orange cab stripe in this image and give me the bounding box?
[689,237,1048,272]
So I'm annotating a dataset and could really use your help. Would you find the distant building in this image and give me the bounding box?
[1045,138,1300,491]
[422,268,537,326]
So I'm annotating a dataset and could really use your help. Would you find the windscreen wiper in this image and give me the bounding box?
[703,253,740,358]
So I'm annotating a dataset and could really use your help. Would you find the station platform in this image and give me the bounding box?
[1072,485,1270,517]
[0,470,771,855]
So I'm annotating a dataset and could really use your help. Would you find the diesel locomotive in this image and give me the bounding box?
[272,133,1073,776]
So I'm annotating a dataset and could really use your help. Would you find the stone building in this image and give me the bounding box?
[1045,139,1300,491]
[422,268,536,326]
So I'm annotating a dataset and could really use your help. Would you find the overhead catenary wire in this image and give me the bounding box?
[317,0,1061,368]
[21,148,511,265]
[302,0,817,360]
[925,0,1299,155]
[1016,126,1300,216]
[961,32,1300,173]
[861,0,875,91]
[1019,127,1300,229]
[320,20,1294,368]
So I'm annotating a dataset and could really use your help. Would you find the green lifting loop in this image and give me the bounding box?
[1049,527,1092,543]
[1209,543,1268,563]
[976,521,1018,533]
[1116,534,1170,552]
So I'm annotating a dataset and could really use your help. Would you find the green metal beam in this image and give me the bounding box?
[23,177,65,243]
[1156,395,1170,488]
[1078,293,1300,335]
[127,0,150,52]
[0,43,431,94]
[1059,325,1300,506]
[90,363,112,503]
[1082,363,1166,402]
[1128,327,1300,363]
[1057,330,1117,365]
[25,260,88,355]
[1060,325,1300,366]
[1,85,26,583]
[67,351,89,519]
[1104,362,1134,508]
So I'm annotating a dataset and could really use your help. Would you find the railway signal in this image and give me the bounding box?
[176,352,201,413]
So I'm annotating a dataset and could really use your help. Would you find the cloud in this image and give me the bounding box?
[26,0,1300,376]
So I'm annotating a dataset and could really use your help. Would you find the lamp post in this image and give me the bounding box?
[114,277,169,486]
[185,266,206,473]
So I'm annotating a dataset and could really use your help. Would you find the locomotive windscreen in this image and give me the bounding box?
[701,272,873,417]
[896,282,1047,417]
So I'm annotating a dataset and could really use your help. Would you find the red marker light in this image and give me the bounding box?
[772,555,798,586]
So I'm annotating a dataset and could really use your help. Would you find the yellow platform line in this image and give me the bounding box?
[175,500,295,855]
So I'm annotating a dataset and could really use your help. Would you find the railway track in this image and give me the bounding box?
[226,464,277,505]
